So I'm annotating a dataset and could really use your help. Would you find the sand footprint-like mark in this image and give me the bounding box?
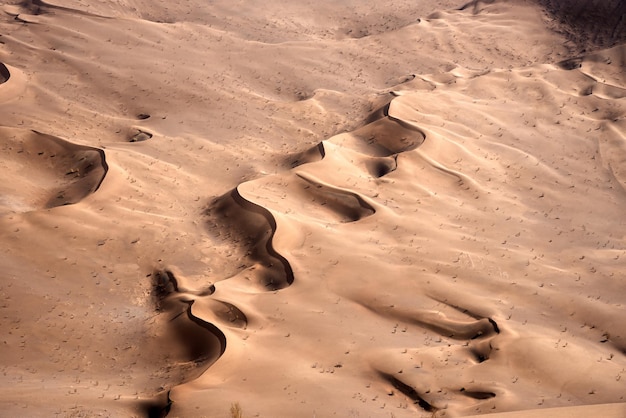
[126,113,154,142]
[129,129,153,142]
[0,128,107,215]
[365,154,398,178]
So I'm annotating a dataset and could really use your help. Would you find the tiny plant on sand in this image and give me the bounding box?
[230,403,243,418]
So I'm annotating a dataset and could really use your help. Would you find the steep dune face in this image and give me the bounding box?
[0,0,625,417]
[0,62,9,83]
[176,44,626,416]
[0,128,107,214]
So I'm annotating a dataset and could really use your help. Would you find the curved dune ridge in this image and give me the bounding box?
[149,88,430,410]
[205,188,295,291]
[140,269,228,417]
[1,0,626,417]
[0,62,27,103]
[0,128,108,214]
[152,269,227,365]
[167,43,626,416]
[293,172,376,222]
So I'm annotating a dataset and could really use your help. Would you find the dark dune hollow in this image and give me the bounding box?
[460,388,496,400]
[0,62,10,84]
[151,269,226,369]
[129,130,153,142]
[407,312,497,340]
[379,372,437,412]
[152,270,182,311]
[295,173,376,222]
[39,132,109,208]
[365,155,398,178]
[470,339,494,363]
[556,57,583,70]
[211,299,248,329]
[358,299,500,341]
[140,390,172,418]
[179,300,227,361]
[353,105,426,156]
[289,142,325,168]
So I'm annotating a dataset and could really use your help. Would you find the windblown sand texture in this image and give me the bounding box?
[1,0,625,417]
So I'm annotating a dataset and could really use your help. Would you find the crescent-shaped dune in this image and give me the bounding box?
[0,0,625,417]
[0,128,107,215]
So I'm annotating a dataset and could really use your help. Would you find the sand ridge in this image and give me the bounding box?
[0,0,625,416]
[168,44,626,416]
[0,127,107,214]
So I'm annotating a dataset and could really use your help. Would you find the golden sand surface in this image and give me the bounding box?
[0,0,625,416]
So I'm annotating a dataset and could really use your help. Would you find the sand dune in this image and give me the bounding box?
[0,128,107,214]
[0,0,625,417]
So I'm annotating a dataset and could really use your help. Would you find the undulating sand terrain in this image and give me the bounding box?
[1,0,625,417]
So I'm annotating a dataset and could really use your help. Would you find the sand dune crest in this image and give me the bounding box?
[1,0,625,416]
[0,128,107,214]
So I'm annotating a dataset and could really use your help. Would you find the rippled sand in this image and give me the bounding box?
[1,0,625,417]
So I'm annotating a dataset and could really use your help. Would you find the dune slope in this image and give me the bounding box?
[0,0,624,417]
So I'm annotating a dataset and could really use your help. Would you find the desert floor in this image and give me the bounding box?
[1,0,625,417]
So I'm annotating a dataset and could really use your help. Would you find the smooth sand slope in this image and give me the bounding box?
[0,0,625,417]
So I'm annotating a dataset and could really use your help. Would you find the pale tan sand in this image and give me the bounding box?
[0,0,625,417]
[467,402,626,418]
